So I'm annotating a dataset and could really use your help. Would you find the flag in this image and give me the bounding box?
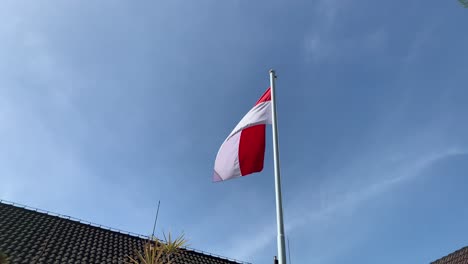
[213,88,272,182]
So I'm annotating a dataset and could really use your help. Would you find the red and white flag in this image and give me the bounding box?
[213,88,272,182]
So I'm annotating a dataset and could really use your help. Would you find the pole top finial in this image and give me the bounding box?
[269,69,277,78]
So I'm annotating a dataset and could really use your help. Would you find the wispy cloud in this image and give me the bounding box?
[303,0,389,63]
[227,141,467,261]
[303,0,342,62]
[226,222,276,260]
[402,24,437,65]
[0,4,99,213]
[288,148,467,229]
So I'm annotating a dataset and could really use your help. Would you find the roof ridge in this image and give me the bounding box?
[0,199,251,264]
[431,245,468,263]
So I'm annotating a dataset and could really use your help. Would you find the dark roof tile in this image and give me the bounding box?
[0,202,247,264]
[432,247,468,264]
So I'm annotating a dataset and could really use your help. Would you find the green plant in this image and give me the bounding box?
[0,251,9,264]
[459,0,468,7]
[127,232,188,264]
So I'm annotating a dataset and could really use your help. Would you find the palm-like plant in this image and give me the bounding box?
[0,251,8,264]
[127,232,188,264]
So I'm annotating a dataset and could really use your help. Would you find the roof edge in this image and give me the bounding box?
[0,199,251,264]
[431,246,468,263]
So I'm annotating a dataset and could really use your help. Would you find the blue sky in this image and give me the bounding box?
[1,0,467,263]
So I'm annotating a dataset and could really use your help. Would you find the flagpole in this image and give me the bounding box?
[269,69,287,264]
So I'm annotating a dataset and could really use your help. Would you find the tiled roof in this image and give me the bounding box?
[0,201,247,264]
[432,247,468,264]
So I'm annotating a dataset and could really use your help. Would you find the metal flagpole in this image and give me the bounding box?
[269,69,287,264]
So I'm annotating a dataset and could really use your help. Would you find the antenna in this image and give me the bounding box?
[151,200,161,240]
[287,237,292,264]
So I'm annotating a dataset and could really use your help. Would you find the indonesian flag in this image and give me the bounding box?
[213,88,272,182]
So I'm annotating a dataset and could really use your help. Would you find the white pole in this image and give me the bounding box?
[269,69,287,264]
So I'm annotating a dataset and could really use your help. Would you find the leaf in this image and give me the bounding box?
[125,232,188,264]
[0,252,9,264]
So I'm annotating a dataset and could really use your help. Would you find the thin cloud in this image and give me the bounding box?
[303,0,350,62]
[228,147,467,260]
[226,223,276,260]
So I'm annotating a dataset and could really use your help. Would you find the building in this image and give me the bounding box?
[432,247,468,264]
[0,201,247,264]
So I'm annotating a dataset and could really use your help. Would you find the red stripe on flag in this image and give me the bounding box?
[255,88,271,106]
[238,125,266,176]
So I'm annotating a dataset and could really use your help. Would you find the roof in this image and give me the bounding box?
[0,201,247,264]
[432,246,468,264]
